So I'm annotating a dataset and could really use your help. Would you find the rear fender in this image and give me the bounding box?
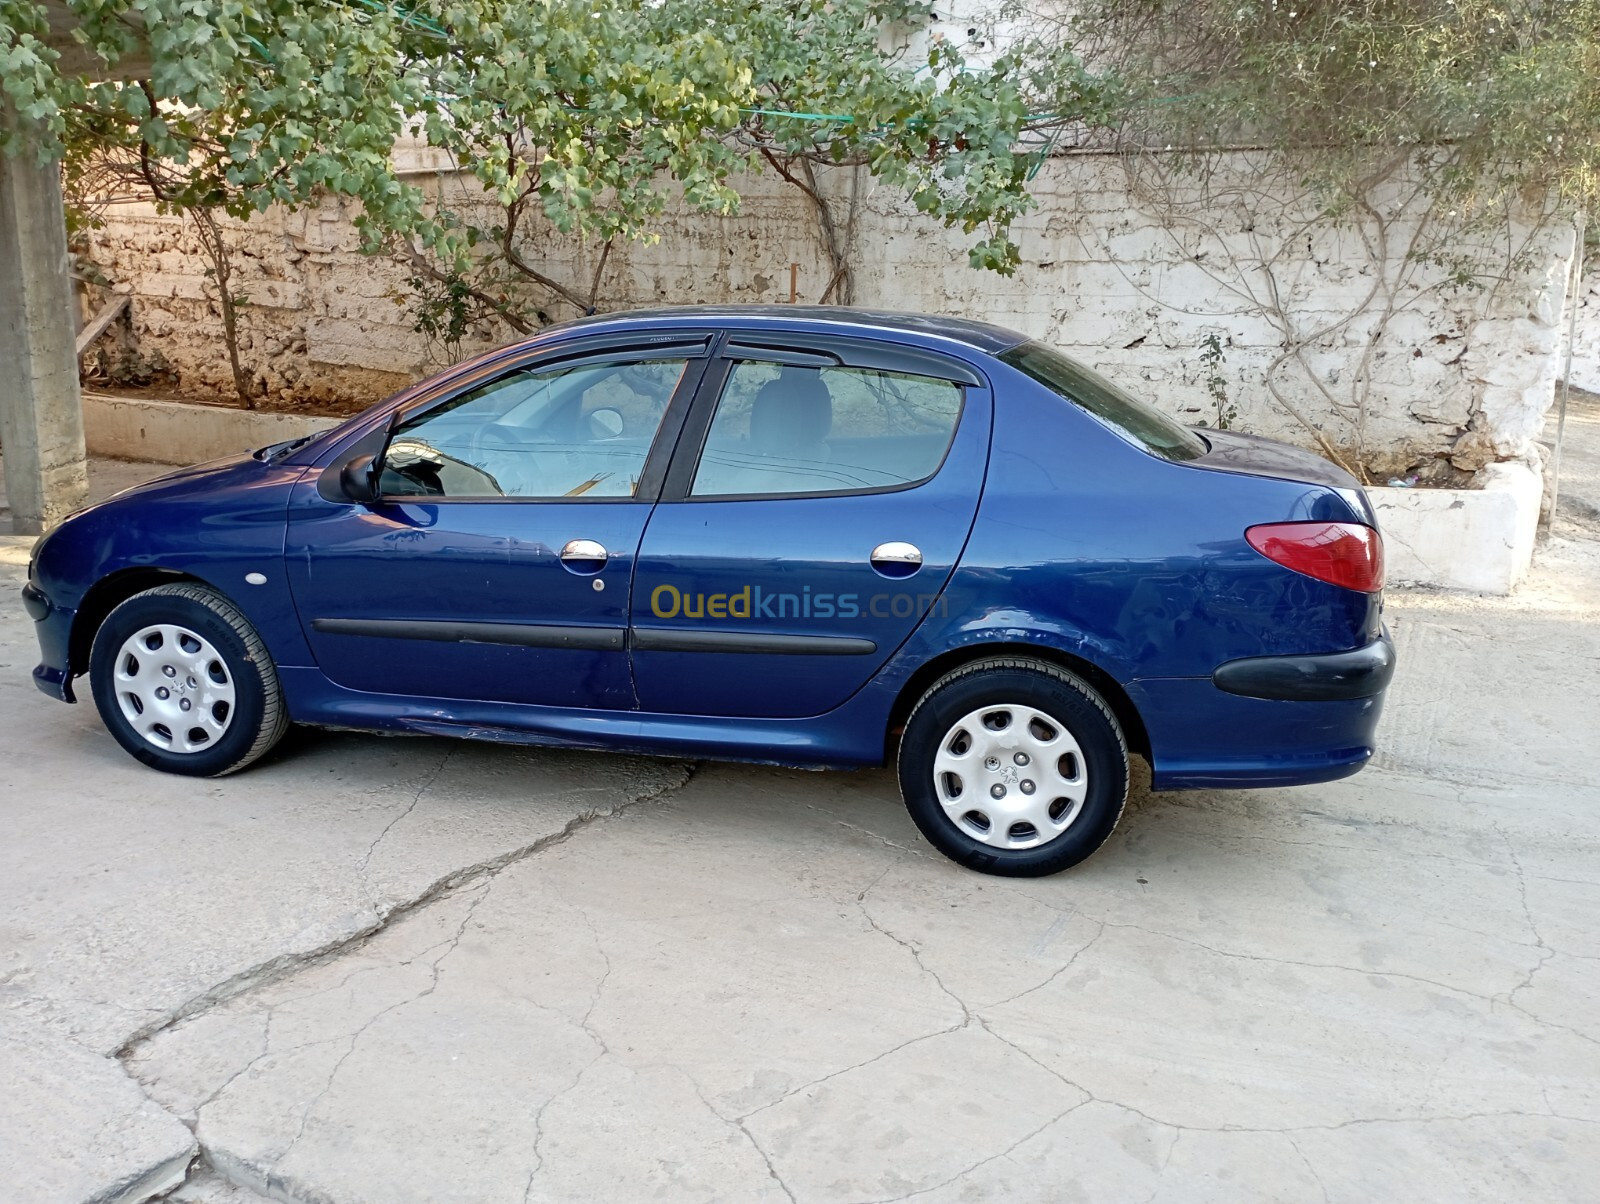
[921,366,1381,679]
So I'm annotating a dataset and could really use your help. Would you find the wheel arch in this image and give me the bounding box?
[69,567,211,677]
[886,642,1151,766]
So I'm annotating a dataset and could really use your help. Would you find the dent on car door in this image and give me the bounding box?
[629,344,992,719]
[285,341,709,709]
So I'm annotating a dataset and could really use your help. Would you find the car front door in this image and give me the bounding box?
[628,339,992,718]
[286,339,709,709]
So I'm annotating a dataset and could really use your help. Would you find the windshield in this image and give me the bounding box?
[999,342,1207,462]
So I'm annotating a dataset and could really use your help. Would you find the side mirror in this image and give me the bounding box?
[339,453,380,504]
[587,407,624,440]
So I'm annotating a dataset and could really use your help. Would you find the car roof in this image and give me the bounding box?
[539,305,1030,355]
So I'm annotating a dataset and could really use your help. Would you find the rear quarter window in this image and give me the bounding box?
[1000,342,1207,462]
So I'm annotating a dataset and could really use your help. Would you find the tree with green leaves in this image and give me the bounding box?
[1069,0,1600,218]
[1043,0,1600,479]
[3,0,1110,372]
[4,0,452,399]
[395,0,1112,329]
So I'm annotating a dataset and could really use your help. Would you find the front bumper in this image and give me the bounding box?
[21,580,51,621]
[1211,633,1395,701]
[22,582,76,702]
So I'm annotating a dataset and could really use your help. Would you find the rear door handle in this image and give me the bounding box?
[870,541,922,578]
[560,538,609,575]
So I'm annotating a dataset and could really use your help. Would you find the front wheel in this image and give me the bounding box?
[89,583,289,776]
[897,658,1129,877]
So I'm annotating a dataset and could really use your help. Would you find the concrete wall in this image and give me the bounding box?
[81,393,339,465]
[78,151,1578,478]
[1370,461,1543,595]
[1567,268,1600,394]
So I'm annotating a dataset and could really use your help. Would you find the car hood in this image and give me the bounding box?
[54,450,297,536]
[93,450,269,505]
[138,449,259,484]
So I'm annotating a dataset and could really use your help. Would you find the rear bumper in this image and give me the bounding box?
[1212,633,1395,701]
[1130,648,1390,791]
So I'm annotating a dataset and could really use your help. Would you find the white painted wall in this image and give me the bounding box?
[1566,268,1600,394]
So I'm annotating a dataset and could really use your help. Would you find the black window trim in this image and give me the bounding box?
[658,338,978,504]
[361,335,718,506]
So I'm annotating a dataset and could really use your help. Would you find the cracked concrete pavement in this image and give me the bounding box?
[3,402,1600,1203]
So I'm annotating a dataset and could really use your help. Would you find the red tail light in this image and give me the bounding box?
[1246,522,1384,592]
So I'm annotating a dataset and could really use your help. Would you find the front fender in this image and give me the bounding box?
[30,455,313,677]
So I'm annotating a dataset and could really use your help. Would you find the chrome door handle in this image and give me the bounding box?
[870,541,923,576]
[560,539,609,572]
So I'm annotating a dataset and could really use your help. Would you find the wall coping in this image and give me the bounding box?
[83,393,342,465]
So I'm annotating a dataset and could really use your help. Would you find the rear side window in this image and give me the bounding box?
[1000,342,1206,462]
[690,362,964,498]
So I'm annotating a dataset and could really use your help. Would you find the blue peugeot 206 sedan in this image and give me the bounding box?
[23,307,1392,876]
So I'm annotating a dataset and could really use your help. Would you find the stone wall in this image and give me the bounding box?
[79,149,1579,480]
[79,201,424,408]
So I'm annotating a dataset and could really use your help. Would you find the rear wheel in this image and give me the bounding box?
[897,658,1128,877]
[89,583,289,776]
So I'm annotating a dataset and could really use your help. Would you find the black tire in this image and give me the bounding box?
[897,657,1128,877]
[88,583,290,777]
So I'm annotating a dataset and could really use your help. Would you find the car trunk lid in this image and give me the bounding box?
[1188,428,1357,490]
[1187,428,1376,523]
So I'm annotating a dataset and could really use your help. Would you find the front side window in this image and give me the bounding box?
[690,361,964,498]
[379,358,688,499]
[999,341,1207,462]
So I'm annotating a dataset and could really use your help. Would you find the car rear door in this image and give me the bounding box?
[285,336,710,710]
[628,337,992,719]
